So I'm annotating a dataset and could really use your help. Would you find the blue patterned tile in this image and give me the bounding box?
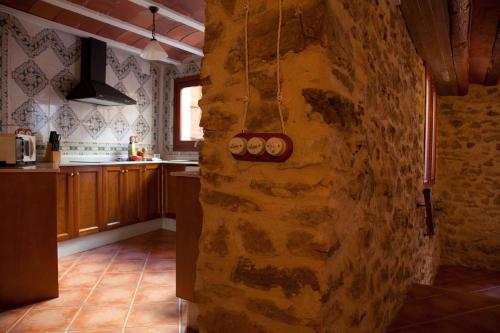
[53,104,79,137]
[82,108,106,139]
[132,115,150,141]
[12,60,48,97]
[11,99,47,131]
[51,69,77,101]
[9,16,80,66]
[107,48,150,85]
[110,111,129,140]
[135,86,150,113]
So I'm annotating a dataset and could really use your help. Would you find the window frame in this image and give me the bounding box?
[173,75,202,152]
[423,65,437,187]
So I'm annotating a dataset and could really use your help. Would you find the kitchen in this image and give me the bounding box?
[0,1,203,332]
[1,1,500,333]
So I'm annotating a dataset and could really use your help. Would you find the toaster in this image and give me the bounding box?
[0,133,37,165]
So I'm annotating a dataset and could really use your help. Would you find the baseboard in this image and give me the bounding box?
[58,218,164,258]
[163,217,176,231]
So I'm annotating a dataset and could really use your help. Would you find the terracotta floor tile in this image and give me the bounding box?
[10,307,78,333]
[149,249,176,260]
[87,286,136,306]
[68,328,122,333]
[124,325,178,333]
[116,249,149,261]
[395,290,500,324]
[59,253,82,264]
[141,271,176,286]
[476,287,500,298]
[134,285,177,304]
[78,254,115,265]
[406,284,446,301]
[107,260,145,273]
[70,306,129,330]
[69,262,109,274]
[0,307,29,332]
[97,272,142,289]
[35,289,91,309]
[126,302,178,327]
[59,272,102,289]
[145,260,176,272]
[58,261,74,276]
[392,306,500,333]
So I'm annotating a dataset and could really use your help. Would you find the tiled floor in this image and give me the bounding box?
[388,266,500,332]
[0,230,181,333]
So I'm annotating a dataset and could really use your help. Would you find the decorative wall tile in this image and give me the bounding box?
[0,11,197,158]
[53,104,79,137]
[0,12,8,132]
[11,99,47,131]
[107,49,150,85]
[82,108,106,139]
[114,81,129,96]
[110,111,129,140]
[12,60,48,97]
[135,86,150,113]
[132,115,150,140]
[51,69,77,101]
[9,16,80,66]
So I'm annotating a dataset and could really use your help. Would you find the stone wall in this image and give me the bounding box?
[197,0,439,332]
[435,84,500,271]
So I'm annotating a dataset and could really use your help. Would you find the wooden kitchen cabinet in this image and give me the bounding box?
[58,162,197,241]
[57,166,102,239]
[56,167,75,241]
[102,166,125,229]
[142,164,162,221]
[103,165,143,229]
[124,165,142,224]
[174,173,202,302]
[162,164,186,218]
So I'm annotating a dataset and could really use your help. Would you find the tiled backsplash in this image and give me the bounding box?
[0,11,200,161]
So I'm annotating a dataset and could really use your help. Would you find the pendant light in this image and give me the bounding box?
[140,6,168,61]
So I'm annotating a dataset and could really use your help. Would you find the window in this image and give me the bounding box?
[424,65,437,187]
[174,75,203,151]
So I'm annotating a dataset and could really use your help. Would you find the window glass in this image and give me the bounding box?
[179,85,203,142]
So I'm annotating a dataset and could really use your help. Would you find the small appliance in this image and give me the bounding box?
[0,133,37,165]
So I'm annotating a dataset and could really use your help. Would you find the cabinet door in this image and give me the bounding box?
[102,166,124,229]
[163,164,186,218]
[73,166,102,237]
[124,165,142,224]
[56,167,74,241]
[142,164,162,221]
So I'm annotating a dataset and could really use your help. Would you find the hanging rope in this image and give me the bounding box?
[276,0,286,134]
[241,1,250,133]
[240,0,286,134]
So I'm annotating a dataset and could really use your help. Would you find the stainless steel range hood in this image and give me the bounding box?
[67,38,136,106]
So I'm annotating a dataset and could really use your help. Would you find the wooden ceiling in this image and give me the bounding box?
[401,0,500,96]
[0,0,205,64]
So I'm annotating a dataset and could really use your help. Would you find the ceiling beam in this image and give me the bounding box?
[469,0,500,85]
[41,0,204,57]
[129,0,204,32]
[485,24,500,85]
[449,0,471,95]
[401,0,458,95]
[0,4,182,66]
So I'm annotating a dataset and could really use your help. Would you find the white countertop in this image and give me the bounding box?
[60,159,199,167]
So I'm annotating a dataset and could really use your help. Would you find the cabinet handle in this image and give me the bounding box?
[121,170,125,174]
[75,172,79,176]
[126,170,129,173]
[70,172,74,177]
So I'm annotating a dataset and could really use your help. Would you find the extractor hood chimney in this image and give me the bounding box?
[66,38,136,106]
